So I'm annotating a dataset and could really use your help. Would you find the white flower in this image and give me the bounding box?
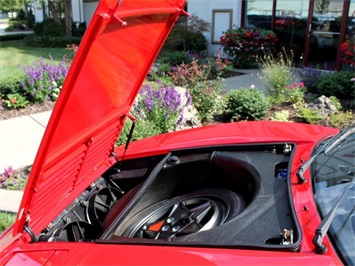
[250,84,255,89]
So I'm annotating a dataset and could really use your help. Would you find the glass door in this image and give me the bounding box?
[306,0,344,69]
[274,0,310,66]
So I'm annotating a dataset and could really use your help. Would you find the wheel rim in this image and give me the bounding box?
[128,195,230,240]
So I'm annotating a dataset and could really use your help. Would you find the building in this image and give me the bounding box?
[188,0,355,70]
[34,0,354,70]
[33,0,98,28]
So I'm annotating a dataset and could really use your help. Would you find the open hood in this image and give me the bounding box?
[14,0,187,236]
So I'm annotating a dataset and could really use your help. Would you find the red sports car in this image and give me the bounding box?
[1,0,354,265]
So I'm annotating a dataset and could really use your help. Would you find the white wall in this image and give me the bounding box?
[72,0,85,23]
[188,0,241,56]
[84,1,99,25]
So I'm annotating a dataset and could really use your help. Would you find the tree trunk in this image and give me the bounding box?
[64,0,72,37]
[48,1,60,23]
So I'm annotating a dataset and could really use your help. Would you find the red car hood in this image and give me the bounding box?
[14,0,187,236]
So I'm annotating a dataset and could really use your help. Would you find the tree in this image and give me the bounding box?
[315,0,330,15]
[63,0,72,37]
[47,0,73,37]
[0,0,22,13]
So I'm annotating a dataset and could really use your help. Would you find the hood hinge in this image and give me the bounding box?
[24,222,36,243]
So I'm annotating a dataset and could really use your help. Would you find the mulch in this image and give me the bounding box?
[0,101,56,121]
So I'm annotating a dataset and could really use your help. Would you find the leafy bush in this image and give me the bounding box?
[117,119,161,145]
[284,82,305,104]
[163,15,209,53]
[329,96,342,111]
[158,51,194,66]
[5,93,29,109]
[327,111,355,128]
[189,80,226,122]
[24,34,82,48]
[0,33,28,42]
[220,27,277,68]
[0,76,25,100]
[300,65,332,93]
[298,107,322,124]
[226,88,270,121]
[168,56,228,122]
[0,212,16,234]
[315,71,355,99]
[271,110,290,122]
[5,21,26,31]
[19,57,70,103]
[169,56,228,87]
[33,19,65,37]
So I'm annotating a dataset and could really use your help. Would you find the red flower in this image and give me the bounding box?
[10,98,17,104]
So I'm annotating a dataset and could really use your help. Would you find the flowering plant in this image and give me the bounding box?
[20,56,70,103]
[284,82,305,104]
[5,93,29,109]
[220,27,277,68]
[133,83,191,133]
[169,53,229,87]
[340,38,355,66]
[0,166,29,190]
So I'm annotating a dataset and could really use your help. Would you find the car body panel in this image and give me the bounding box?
[13,0,187,236]
[1,242,342,265]
[0,0,347,264]
[0,122,343,265]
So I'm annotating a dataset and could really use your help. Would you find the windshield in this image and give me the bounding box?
[313,129,355,265]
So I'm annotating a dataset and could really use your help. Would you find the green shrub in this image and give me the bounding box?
[315,71,355,99]
[158,51,193,66]
[0,212,16,234]
[0,34,28,42]
[117,119,161,145]
[271,110,290,122]
[33,19,65,37]
[5,93,29,109]
[148,64,173,85]
[178,31,208,52]
[327,111,355,128]
[26,10,35,28]
[0,76,25,100]
[284,82,305,104]
[189,80,226,122]
[24,34,82,48]
[300,65,335,95]
[227,88,270,121]
[163,15,209,53]
[329,96,342,111]
[5,21,26,31]
[298,107,322,124]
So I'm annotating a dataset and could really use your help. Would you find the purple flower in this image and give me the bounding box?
[4,166,14,178]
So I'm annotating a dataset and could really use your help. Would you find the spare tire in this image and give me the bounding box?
[122,188,245,241]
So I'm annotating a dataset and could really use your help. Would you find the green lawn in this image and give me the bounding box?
[0,40,72,81]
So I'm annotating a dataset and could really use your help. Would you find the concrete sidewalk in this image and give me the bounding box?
[0,111,51,213]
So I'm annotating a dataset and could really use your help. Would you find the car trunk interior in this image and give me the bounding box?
[38,143,301,251]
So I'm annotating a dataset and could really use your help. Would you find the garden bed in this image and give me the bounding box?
[0,101,55,120]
